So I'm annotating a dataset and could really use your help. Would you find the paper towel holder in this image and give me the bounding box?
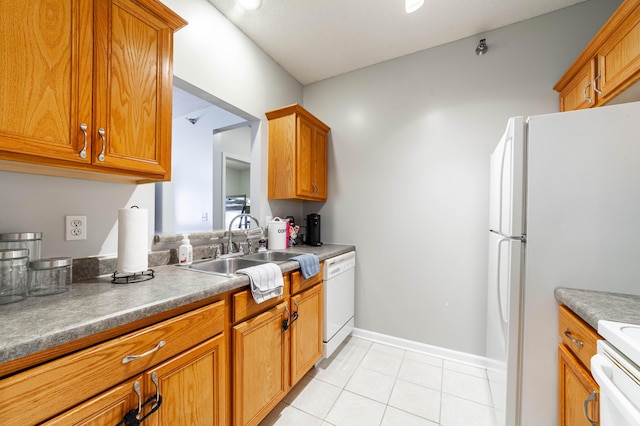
[114,205,153,284]
[111,269,155,284]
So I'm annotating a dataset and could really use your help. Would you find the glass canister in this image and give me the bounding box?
[0,232,43,261]
[0,248,29,304]
[28,257,72,296]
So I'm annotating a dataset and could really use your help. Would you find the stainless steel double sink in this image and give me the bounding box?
[178,251,300,277]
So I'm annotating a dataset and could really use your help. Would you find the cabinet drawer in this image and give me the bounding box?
[0,300,225,425]
[232,274,290,323]
[558,305,600,370]
[291,264,323,295]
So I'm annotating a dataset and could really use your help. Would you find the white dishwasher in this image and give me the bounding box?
[322,251,355,359]
[592,320,640,426]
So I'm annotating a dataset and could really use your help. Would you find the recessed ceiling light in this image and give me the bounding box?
[405,0,424,13]
[238,0,262,10]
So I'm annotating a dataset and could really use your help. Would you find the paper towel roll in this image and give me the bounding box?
[117,208,148,274]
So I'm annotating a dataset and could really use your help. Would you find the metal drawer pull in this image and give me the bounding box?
[564,329,583,348]
[583,390,597,426]
[121,340,166,364]
[97,127,106,162]
[79,123,88,159]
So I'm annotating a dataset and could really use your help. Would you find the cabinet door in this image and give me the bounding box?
[0,0,93,165]
[558,344,599,426]
[296,115,316,199]
[145,333,226,426]
[233,302,289,426]
[296,116,328,200]
[92,0,175,178]
[291,283,323,386]
[559,59,596,112]
[597,4,640,104]
[312,128,328,200]
[43,376,142,426]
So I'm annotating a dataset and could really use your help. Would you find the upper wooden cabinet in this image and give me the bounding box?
[267,104,330,201]
[0,0,187,184]
[555,0,640,111]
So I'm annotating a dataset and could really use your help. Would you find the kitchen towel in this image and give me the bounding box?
[236,263,284,304]
[291,254,320,279]
[117,207,148,274]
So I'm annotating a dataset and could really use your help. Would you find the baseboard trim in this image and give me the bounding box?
[352,327,488,369]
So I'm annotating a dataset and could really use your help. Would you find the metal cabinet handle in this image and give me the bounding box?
[594,72,602,96]
[117,375,162,426]
[283,305,291,331]
[97,128,106,162]
[291,299,299,326]
[79,123,88,159]
[583,390,597,426]
[564,329,583,348]
[121,340,166,364]
[133,381,142,421]
[150,371,161,409]
[583,81,592,103]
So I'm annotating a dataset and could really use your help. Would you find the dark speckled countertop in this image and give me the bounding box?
[0,244,354,367]
[555,287,640,331]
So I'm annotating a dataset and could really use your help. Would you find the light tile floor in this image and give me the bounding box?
[260,336,499,426]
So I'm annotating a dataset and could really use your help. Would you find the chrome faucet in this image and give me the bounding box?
[227,213,262,254]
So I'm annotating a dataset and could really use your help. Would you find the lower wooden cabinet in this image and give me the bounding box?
[0,300,226,425]
[43,375,143,426]
[45,333,226,426]
[558,305,600,426]
[232,302,289,426]
[231,270,324,426]
[0,261,332,426]
[290,283,323,386]
[558,343,599,426]
[145,334,226,426]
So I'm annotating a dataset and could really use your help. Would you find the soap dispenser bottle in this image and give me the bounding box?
[178,234,193,265]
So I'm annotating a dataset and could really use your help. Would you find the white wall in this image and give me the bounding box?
[0,173,153,259]
[162,0,306,226]
[302,0,621,357]
[157,106,252,234]
[0,0,302,258]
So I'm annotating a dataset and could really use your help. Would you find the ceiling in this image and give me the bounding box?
[206,0,586,85]
[173,85,213,118]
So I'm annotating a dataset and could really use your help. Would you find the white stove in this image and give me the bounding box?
[592,320,640,425]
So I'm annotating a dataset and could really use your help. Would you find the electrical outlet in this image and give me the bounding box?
[65,215,87,241]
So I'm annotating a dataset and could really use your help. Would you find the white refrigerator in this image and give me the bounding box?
[486,101,640,426]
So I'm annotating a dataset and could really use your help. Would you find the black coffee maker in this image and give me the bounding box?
[305,214,322,246]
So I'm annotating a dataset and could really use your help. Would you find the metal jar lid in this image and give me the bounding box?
[29,257,72,269]
[0,249,29,259]
[0,232,43,241]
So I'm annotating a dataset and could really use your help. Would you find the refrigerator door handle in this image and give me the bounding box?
[496,136,510,236]
[495,234,525,334]
[496,237,510,332]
